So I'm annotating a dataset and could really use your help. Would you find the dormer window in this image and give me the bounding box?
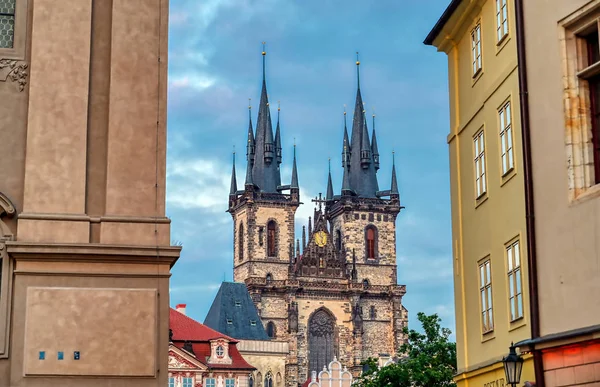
[250,320,256,326]
[227,319,233,325]
[235,300,241,307]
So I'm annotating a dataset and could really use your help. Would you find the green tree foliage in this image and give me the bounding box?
[354,312,457,387]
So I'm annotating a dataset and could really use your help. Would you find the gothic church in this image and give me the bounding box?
[227,49,408,386]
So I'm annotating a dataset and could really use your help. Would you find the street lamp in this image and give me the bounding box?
[503,342,524,386]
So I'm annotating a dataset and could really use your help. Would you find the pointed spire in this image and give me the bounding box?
[246,99,255,162]
[302,226,306,251]
[326,158,334,201]
[372,111,380,171]
[342,139,352,195]
[348,54,379,197]
[291,142,299,189]
[275,101,282,164]
[342,106,350,168]
[351,249,357,281]
[360,107,371,168]
[296,239,301,258]
[391,150,399,195]
[230,150,238,195]
[356,52,361,90]
[245,139,254,187]
[252,42,280,192]
[308,216,312,236]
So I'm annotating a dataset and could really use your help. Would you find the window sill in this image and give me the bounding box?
[475,193,489,209]
[472,68,484,87]
[571,183,600,206]
[509,317,526,332]
[496,34,510,55]
[501,168,517,187]
[481,331,495,343]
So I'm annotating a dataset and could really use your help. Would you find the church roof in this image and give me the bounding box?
[203,282,270,340]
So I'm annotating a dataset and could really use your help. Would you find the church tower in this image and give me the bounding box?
[227,49,407,387]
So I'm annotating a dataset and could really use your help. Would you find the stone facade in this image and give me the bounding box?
[228,191,408,386]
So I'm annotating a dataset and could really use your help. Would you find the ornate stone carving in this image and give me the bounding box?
[0,59,29,92]
[0,192,16,240]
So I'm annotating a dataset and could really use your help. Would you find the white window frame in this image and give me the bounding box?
[496,0,509,42]
[182,377,194,387]
[507,240,523,321]
[479,259,494,333]
[499,101,515,175]
[168,377,175,387]
[205,378,216,387]
[226,378,236,387]
[0,0,27,60]
[471,23,482,76]
[474,130,487,198]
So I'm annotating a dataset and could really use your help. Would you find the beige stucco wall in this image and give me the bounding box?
[522,0,600,336]
[429,0,532,377]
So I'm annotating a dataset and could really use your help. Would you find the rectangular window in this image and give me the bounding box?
[168,377,175,387]
[479,259,494,333]
[0,0,16,49]
[205,378,216,387]
[474,131,487,198]
[471,23,482,76]
[507,240,523,321]
[582,28,600,184]
[226,379,236,387]
[496,0,509,42]
[499,101,514,174]
[183,377,194,387]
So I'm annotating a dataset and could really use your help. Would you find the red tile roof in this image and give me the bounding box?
[170,308,254,371]
[170,308,236,342]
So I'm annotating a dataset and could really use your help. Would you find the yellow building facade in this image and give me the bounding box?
[425,0,534,385]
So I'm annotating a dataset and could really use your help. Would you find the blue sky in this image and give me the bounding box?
[166,0,455,337]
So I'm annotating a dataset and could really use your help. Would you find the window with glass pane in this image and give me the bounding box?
[499,101,514,174]
[496,0,509,42]
[474,131,487,198]
[168,377,175,387]
[205,378,216,387]
[183,377,194,387]
[479,259,494,333]
[471,23,482,75]
[507,240,523,321]
[0,0,16,49]
[226,378,236,387]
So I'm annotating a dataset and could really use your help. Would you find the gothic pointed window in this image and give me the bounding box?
[365,225,377,259]
[308,308,336,374]
[249,375,254,387]
[370,306,376,319]
[266,273,272,283]
[363,279,370,289]
[264,372,273,387]
[267,220,276,257]
[238,223,244,261]
[266,321,276,338]
[335,229,342,250]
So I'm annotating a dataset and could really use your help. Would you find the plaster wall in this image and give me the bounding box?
[433,0,531,376]
[522,0,600,337]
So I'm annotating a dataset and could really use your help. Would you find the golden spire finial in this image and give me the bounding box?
[344,104,347,115]
[233,144,236,155]
[248,98,251,109]
[262,41,266,56]
[278,100,280,111]
[356,51,360,66]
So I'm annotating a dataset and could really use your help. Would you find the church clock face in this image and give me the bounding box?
[314,231,327,247]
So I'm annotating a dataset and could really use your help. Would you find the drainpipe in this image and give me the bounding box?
[514,0,544,386]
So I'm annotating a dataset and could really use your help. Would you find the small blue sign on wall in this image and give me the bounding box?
[74,351,80,360]
[57,351,64,360]
[38,351,45,360]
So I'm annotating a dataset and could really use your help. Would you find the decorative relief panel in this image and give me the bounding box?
[0,58,27,91]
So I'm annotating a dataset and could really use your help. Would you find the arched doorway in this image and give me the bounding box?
[308,308,336,373]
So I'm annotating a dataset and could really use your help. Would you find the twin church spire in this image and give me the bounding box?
[230,46,400,202]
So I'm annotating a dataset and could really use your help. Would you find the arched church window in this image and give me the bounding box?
[363,279,370,289]
[239,223,244,261]
[267,221,277,257]
[308,309,336,374]
[249,374,254,387]
[266,273,272,283]
[335,229,342,250]
[370,306,377,319]
[266,321,276,338]
[265,372,273,387]
[365,225,377,259]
